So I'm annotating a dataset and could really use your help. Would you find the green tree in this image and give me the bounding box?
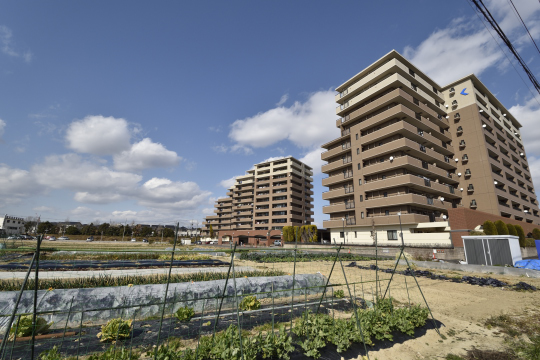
[506,223,518,236]
[532,228,540,240]
[482,221,498,235]
[81,223,97,236]
[24,221,34,233]
[140,226,153,237]
[97,223,110,236]
[162,228,175,238]
[65,226,81,235]
[37,221,53,234]
[209,225,214,239]
[299,225,318,242]
[515,225,526,246]
[494,220,509,235]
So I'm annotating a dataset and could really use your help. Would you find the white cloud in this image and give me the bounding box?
[113,138,181,172]
[299,148,325,175]
[137,177,212,211]
[66,115,132,155]
[509,98,540,154]
[219,175,240,189]
[33,154,142,198]
[212,144,229,153]
[0,25,31,63]
[229,90,336,151]
[0,119,5,141]
[0,164,44,205]
[276,94,288,106]
[33,206,54,212]
[403,0,540,85]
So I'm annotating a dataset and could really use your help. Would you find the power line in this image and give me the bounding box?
[469,0,540,95]
[507,0,540,56]
[465,0,540,107]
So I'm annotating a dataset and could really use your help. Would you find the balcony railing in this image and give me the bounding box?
[341,128,350,136]
[345,201,355,209]
[346,218,356,225]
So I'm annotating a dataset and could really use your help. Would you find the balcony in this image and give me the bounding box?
[360,120,454,156]
[362,137,456,170]
[362,155,458,184]
[321,156,353,174]
[321,142,352,161]
[364,193,452,211]
[322,186,353,200]
[363,174,459,199]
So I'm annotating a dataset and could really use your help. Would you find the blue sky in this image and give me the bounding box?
[1,0,540,228]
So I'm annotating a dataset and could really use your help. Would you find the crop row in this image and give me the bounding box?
[0,269,286,291]
[348,262,538,291]
[36,297,429,360]
[239,251,377,263]
[38,252,211,262]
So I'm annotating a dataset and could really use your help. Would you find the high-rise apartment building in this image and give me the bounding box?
[322,50,539,246]
[202,157,314,245]
[441,76,538,222]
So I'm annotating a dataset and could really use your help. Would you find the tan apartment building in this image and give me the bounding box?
[440,76,539,224]
[322,50,540,247]
[202,156,314,245]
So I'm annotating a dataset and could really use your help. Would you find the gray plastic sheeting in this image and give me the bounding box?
[0,273,327,334]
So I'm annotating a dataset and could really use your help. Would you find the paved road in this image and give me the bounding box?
[0,265,256,280]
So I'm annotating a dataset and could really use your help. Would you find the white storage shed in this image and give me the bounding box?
[461,235,522,266]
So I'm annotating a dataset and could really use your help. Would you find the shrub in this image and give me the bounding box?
[515,225,526,245]
[494,220,509,235]
[174,306,194,322]
[334,289,345,298]
[533,228,540,240]
[507,224,518,236]
[97,318,133,342]
[482,221,498,235]
[10,315,51,339]
[239,296,261,311]
[523,238,536,247]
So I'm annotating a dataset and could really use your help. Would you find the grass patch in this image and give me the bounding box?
[0,269,286,291]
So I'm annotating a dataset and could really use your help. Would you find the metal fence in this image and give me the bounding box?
[0,227,439,360]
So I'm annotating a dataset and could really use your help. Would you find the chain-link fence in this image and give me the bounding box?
[0,228,440,360]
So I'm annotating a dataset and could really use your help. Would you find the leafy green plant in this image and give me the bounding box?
[97,318,133,342]
[239,296,261,311]
[38,346,64,360]
[515,225,526,245]
[175,306,195,322]
[10,315,51,339]
[334,289,345,298]
[87,346,139,360]
[260,326,294,360]
[532,228,540,240]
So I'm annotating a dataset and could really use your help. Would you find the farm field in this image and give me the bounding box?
[1,244,539,359]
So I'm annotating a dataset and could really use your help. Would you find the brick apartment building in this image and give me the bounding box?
[202,157,314,245]
[322,50,540,247]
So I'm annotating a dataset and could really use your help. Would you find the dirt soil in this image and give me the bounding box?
[235,257,540,360]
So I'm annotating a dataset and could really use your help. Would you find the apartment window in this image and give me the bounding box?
[411,83,417,91]
[357,163,361,170]
[409,68,415,77]
[387,230,398,240]
[379,158,384,163]
[356,134,359,140]
[382,175,386,180]
[358,179,362,186]
[340,231,344,238]
[383,192,388,197]
[357,148,360,155]
[432,86,438,94]
[361,212,365,219]
[359,195,363,202]
[385,210,390,216]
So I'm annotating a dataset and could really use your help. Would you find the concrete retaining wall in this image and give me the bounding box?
[0,273,326,334]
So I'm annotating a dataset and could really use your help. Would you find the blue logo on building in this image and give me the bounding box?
[460,88,469,95]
